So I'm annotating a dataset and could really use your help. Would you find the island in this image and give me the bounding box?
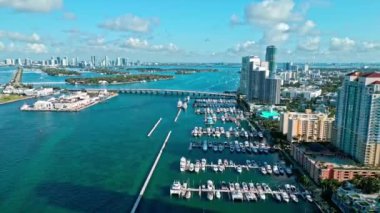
[84,67,129,75]
[40,68,81,76]
[65,74,174,85]
[127,67,219,73]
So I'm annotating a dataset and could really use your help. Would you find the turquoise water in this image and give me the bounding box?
[0,66,318,212]
[260,111,280,119]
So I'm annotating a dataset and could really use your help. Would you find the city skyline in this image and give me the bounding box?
[1,0,380,63]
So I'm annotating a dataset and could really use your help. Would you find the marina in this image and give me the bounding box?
[169,180,313,203]
[0,65,319,212]
[179,157,293,176]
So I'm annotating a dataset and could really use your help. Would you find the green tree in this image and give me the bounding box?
[351,175,380,194]
[320,179,341,200]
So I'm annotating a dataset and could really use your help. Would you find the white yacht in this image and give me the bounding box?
[201,158,206,171]
[180,157,186,172]
[290,194,299,203]
[177,99,183,108]
[215,190,221,199]
[207,180,214,201]
[182,102,188,110]
[306,194,313,202]
[195,160,200,173]
[281,191,290,203]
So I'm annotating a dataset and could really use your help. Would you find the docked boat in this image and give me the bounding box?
[189,163,194,172]
[185,191,191,199]
[290,194,298,203]
[229,182,235,191]
[258,132,263,138]
[213,164,218,172]
[273,165,280,175]
[213,145,218,152]
[274,193,282,202]
[261,166,267,175]
[236,165,242,173]
[180,157,186,172]
[182,102,188,110]
[218,144,224,152]
[202,141,208,152]
[201,158,206,171]
[195,160,200,173]
[286,167,293,175]
[216,190,221,199]
[207,180,214,201]
[225,131,230,138]
[306,194,313,202]
[266,165,273,175]
[279,166,285,175]
[281,191,290,203]
[177,99,183,108]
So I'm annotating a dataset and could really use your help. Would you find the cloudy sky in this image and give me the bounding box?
[0,0,379,63]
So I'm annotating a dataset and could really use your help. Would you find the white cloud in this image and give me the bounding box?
[230,14,243,26]
[245,0,296,26]
[360,41,380,51]
[122,37,149,49]
[227,40,258,54]
[120,37,178,52]
[262,22,290,43]
[297,36,320,52]
[26,43,47,53]
[0,0,62,12]
[298,20,315,35]
[330,37,355,51]
[99,14,157,33]
[0,31,40,43]
[87,36,105,46]
[63,12,76,20]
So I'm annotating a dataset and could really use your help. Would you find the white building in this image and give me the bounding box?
[282,86,322,100]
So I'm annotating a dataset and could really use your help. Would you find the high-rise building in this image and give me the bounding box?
[265,45,277,78]
[91,56,96,67]
[239,56,260,96]
[116,57,122,67]
[104,56,109,67]
[264,78,281,105]
[249,68,268,101]
[334,72,380,166]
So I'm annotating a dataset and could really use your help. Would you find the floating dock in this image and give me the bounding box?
[147,118,162,137]
[131,131,172,213]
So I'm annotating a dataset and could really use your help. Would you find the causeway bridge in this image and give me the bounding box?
[68,88,237,98]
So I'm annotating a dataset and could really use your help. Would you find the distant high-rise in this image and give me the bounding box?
[265,45,277,78]
[334,72,380,166]
[91,56,96,67]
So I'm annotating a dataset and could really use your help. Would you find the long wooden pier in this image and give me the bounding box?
[174,109,181,123]
[147,118,162,137]
[131,131,172,213]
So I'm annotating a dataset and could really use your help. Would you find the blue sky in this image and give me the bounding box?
[0,0,380,63]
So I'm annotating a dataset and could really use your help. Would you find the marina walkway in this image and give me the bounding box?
[131,130,172,213]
